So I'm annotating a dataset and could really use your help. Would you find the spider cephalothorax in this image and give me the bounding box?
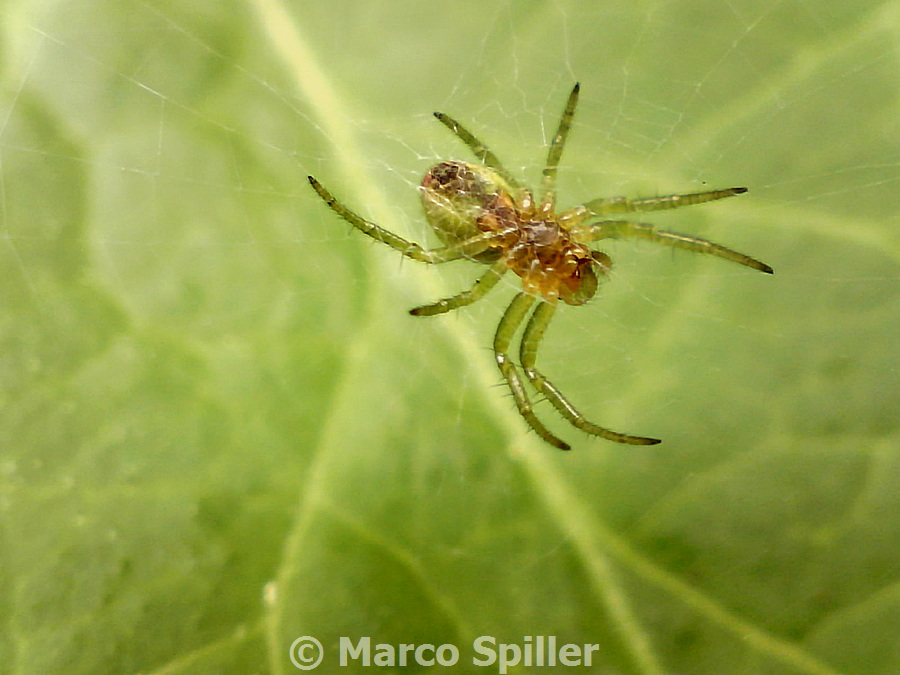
[309,83,772,450]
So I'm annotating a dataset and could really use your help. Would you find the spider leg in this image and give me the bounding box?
[579,220,773,274]
[495,293,571,450]
[410,259,508,316]
[308,176,503,264]
[583,186,747,216]
[520,300,662,446]
[433,112,522,191]
[540,83,580,212]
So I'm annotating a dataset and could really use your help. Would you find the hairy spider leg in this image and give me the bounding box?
[495,293,571,450]
[308,176,505,264]
[520,300,661,445]
[410,259,508,317]
[580,220,774,274]
[584,186,748,215]
[433,112,523,191]
[540,83,580,214]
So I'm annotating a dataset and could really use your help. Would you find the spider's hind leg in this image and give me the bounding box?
[308,175,506,264]
[540,83,580,211]
[433,112,521,191]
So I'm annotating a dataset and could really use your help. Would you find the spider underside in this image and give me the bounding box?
[308,83,772,451]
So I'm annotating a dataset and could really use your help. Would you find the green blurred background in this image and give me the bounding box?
[1,1,897,673]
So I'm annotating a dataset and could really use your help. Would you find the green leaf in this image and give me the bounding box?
[2,1,897,673]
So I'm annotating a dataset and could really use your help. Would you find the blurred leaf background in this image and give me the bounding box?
[1,0,897,673]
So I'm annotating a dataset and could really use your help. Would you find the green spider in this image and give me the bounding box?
[308,84,772,451]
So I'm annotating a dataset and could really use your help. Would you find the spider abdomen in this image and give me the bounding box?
[420,161,517,259]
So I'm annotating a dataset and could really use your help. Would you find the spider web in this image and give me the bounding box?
[2,1,898,673]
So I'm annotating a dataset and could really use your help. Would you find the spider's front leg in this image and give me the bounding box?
[583,186,748,216]
[577,219,773,274]
[494,293,571,450]
[520,300,662,446]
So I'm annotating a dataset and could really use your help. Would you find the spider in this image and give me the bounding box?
[308,83,772,451]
